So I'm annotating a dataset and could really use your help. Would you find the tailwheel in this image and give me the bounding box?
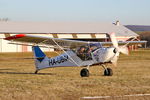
[104,68,113,76]
[35,70,38,74]
[80,68,89,77]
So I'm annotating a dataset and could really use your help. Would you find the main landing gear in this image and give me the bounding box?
[102,65,113,76]
[80,68,89,77]
[104,68,113,76]
[80,64,113,77]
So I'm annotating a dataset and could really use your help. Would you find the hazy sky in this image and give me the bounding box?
[0,0,150,25]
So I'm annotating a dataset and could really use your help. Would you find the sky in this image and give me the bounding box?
[0,0,150,25]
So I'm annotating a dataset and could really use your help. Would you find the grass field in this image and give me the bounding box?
[0,50,150,100]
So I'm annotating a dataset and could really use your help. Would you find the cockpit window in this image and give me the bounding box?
[76,43,102,61]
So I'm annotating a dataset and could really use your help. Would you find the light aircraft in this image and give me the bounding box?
[4,33,146,77]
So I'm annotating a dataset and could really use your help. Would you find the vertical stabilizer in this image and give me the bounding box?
[32,46,49,73]
[32,46,46,62]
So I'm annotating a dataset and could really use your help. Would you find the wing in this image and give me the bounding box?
[4,34,147,49]
[101,41,147,46]
[4,34,89,49]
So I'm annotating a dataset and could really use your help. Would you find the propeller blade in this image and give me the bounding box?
[119,46,129,55]
[109,32,118,49]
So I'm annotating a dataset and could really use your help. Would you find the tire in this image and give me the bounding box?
[104,68,113,76]
[80,68,89,77]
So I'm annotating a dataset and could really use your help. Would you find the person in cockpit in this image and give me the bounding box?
[77,46,86,60]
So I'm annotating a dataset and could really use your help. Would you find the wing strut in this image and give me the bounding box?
[52,39,80,67]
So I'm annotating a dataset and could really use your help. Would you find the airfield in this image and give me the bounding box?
[0,50,150,100]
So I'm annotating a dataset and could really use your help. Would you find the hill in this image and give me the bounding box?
[125,25,150,32]
[139,31,150,47]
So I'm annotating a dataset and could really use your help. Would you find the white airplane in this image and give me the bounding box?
[4,33,146,77]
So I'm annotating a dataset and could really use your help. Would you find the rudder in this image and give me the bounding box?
[32,46,46,62]
[32,46,49,73]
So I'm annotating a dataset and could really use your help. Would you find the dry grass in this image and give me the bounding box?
[0,50,150,100]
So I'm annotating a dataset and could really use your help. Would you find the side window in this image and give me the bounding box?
[76,46,92,61]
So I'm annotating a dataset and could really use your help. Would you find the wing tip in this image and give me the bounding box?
[4,34,26,40]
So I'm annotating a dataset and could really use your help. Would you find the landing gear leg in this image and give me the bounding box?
[102,64,113,76]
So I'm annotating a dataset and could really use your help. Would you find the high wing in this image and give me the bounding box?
[4,34,147,49]
[101,41,147,46]
[4,34,88,49]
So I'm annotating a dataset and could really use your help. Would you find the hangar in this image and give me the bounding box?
[0,21,139,52]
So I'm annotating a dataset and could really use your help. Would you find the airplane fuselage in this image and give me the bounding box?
[33,46,118,70]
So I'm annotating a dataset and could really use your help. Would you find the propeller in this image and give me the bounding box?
[109,32,129,55]
[109,32,129,66]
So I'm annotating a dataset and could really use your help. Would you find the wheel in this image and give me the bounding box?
[80,68,89,77]
[104,68,113,76]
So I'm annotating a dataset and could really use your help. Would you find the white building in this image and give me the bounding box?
[0,21,138,52]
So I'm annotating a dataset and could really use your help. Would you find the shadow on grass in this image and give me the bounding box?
[0,71,56,75]
[0,68,15,70]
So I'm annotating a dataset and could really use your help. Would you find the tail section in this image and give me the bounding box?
[32,46,46,62]
[32,46,81,74]
[32,46,49,72]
